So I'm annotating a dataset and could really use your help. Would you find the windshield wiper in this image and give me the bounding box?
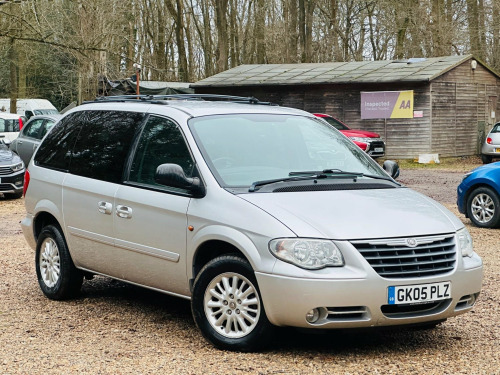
[289,169,397,183]
[249,174,328,192]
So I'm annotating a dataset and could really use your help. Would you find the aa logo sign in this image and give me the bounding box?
[361,91,414,119]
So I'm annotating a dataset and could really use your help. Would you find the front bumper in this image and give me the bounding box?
[0,170,24,194]
[366,140,386,158]
[256,253,482,329]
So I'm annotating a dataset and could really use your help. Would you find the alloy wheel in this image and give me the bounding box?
[203,272,261,339]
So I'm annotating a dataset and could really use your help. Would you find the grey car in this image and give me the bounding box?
[481,122,500,163]
[10,115,62,166]
[0,137,25,198]
[21,95,483,351]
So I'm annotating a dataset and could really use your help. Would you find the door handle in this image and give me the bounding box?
[33,144,38,150]
[18,140,23,145]
[116,205,133,219]
[97,201,112,215]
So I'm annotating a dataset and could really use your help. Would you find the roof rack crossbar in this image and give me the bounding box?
[84,94,276,106]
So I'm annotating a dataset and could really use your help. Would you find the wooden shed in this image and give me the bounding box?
[191,55,500,159]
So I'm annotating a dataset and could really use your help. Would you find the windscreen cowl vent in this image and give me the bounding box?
[273,183,396,193]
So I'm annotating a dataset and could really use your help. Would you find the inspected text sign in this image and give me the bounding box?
[361,91,414,119]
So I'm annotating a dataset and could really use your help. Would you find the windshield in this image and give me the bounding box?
[190,114,388,187]
[34,109,59,115]
[320,116,349,131]
[491,123,500,133]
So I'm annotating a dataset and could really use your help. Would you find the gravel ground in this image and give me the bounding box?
[0,165,499,375]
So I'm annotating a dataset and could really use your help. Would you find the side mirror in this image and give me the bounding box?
[0,137,11,146]
[383,160,400,179]
[154,163,206,198]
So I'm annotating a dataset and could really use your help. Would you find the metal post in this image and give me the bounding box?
[133,63,141,97]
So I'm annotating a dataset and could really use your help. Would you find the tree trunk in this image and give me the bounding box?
[255,0,266,63]
[215,0,229,72]
[287,0,299,63]
[466,0,482,59]
[9,38,18,114]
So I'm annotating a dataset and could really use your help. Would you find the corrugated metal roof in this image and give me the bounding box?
[192,55,495,87]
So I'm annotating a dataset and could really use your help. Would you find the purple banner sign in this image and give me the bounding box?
[361,91,413,119]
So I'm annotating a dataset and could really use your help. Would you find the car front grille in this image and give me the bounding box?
[0,166,14,175]
[350,234,456,279]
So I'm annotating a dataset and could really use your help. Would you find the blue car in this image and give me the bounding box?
[457,162,500,228]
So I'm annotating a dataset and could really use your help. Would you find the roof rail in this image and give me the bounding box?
[83,94,277,106]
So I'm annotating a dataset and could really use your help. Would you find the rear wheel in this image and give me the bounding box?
[466,187,500,228]
[191,255,273,351]
[35,225,83,300]
[481,154,492,164]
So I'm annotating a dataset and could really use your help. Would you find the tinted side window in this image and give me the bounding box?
[0,119,20,132]
[24,119,45,139]
[129,116,194,188]
[40,120,56,138]
[70,111,145,183]
[34,112,83,171]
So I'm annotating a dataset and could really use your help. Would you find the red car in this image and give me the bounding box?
[314,113,385,158]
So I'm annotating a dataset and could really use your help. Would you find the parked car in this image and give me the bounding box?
[0,112,24,142]
[0,137,25,199]
[22,95,482,351]
[457,162,500,228]
[313,113,385,158]
[481,122,500,164]
[10,115,62,166]
[0,98,59,120]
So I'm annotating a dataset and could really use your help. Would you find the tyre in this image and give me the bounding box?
[35,225,83,300]
[191,255,273,351]
[481,154,492,164]
[466,186,500,228]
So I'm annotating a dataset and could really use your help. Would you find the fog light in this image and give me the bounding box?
[15,180,23,186]
[306,308,320,323]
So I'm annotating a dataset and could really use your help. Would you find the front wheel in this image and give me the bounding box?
[35,225,83,300]
[466,187,500,228]
[191,255,273,351]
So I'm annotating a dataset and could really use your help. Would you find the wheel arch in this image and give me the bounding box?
[33,211,62,243]
[465,182,499,211]
[188,226,275,292]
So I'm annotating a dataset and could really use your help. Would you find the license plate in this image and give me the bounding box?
[374,147,384,152]
[388,282,451,305]
[495,148,500,153]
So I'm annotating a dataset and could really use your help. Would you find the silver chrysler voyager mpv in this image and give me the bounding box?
[21,95,483,351]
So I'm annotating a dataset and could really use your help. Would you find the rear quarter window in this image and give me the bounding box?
[34,112,83,171]
[69,111,145,183]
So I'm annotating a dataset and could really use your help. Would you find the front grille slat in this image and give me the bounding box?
[359,242,454,252]
[362,249,455,260]
[351,234,456,279]
[0,166,13,175]
[371,258,455,268]
[378,266,455,277]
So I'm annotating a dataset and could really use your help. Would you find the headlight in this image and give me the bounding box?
[457,228,473,257]
[269,238,344,269]
[349,137,372,143]
[461,172,473,182]
[11,162,24,172]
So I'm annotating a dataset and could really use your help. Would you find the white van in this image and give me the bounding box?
[0,99,58,119]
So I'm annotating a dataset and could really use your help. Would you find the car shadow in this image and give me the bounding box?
[78,276,460,354]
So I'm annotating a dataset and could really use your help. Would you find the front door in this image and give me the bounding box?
[113,115,197,296]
